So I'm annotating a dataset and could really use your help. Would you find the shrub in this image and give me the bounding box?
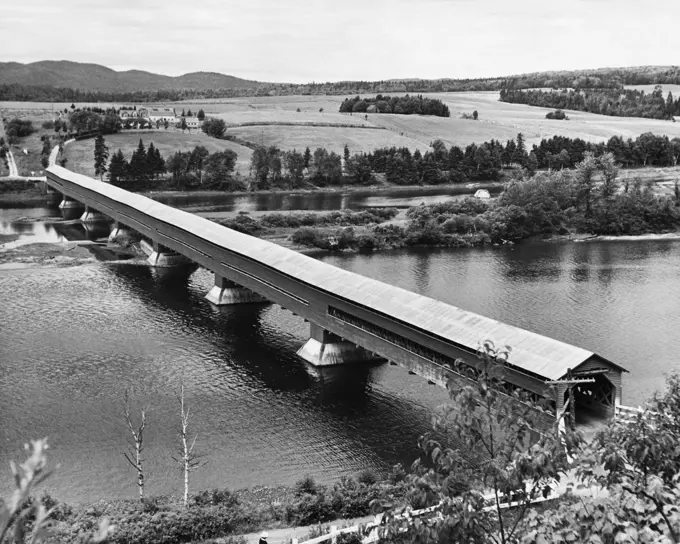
[193,489,239,508]
[295,475,319,497]
[357,469,378,486]
[286,493,335,526]
[42,120,55,130]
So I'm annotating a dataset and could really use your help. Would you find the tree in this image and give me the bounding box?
[203,150,238,189]
[201,118,227,139]
[197,109,205,120]
[93,134,109,180]
[284,149,306,189]
[576,151,598,215]
[303,147,312,169]
[597,151,619,200]
[186,109,193,117]
[146,142,165,179]
[163,119,169,130]
[180,117,187,133]
[129,139,148,181]
[379,341,574,544]
[527,151,538,174]
[172,385,206,507]
[123,390,147,502]
[108,149,128,186]
[513,133,527,165]
[473,110,479,120]
[0,439,115,544]
[343,144,350,165]
[525,372,680,543]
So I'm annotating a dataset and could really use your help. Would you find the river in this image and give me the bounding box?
[1,190,679,504]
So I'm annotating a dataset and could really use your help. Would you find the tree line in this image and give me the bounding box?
[500,85,680,119]
[96,129,680,195]
[339,94,450,116]
[99,137,241,191]
[11,66,680,103]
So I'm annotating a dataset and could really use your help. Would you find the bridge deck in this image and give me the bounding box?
[46,165,626,385]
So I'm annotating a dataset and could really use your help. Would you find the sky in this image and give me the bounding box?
[1,0,679,83]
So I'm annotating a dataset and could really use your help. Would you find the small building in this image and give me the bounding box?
[474,189,491,199]
[146,107,177,123]
[179,117,202,129]
[119,107,142,119]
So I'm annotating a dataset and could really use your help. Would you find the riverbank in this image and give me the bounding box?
[38,473,410,544]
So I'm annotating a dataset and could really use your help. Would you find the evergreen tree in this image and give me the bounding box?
[129,139,148,181]
[343,144,350,165]
[303,147,311,169]
[93,134,109,180]
[197,109,205,120]
[180,117,187,133]
[187,109,193,117]
[147,142,159,178]
[108,149,128,186]
[513,133,527,165]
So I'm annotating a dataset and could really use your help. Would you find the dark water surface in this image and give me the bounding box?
[2,199,680,504]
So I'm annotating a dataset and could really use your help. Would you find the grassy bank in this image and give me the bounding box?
[36,471,410,544]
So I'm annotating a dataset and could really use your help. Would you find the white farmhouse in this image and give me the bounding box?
[146,107,177,123]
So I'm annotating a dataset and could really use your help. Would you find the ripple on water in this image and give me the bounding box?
[3,238,680,502]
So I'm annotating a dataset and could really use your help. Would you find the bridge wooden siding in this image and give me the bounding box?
[45,166,627,419]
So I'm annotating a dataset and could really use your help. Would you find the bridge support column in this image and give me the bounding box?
[205,274,266,305]
[141,239,192,268]
[80,206,108,223]
[58,195,83,210]
[297,323,375,367]
[108,222,135,244]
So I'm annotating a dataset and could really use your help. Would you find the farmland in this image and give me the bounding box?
[8,90,680,181]
[180,91,680,150]
[63,132,253,177]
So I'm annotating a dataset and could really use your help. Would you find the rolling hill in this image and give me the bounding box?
[0,61,263,92]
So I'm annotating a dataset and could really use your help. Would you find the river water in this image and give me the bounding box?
[2,190,680,504]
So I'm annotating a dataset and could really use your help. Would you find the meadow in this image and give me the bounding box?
[180,91,680,150]
[64,131,253,177]
[9,89,680,180]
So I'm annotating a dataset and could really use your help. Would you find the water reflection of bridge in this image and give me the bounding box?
[45,165,628,427]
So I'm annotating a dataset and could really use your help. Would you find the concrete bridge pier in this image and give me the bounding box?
[297,322,377,366]
[80,205,109,223]
[58,195,83,210]
[108,222,135,244]
[58,196,85,220]
[205,274,267,305]
[141,239,192,268]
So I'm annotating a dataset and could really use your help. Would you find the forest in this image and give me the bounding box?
[500,85,680,119]
[6,66,680,102]
[338,95,450,116]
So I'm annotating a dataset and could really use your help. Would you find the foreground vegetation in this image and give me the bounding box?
[5,344,680,543]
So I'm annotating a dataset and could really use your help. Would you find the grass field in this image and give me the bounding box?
[228,124,429,154]
[9,91,680,173]
[0,111,56,176]
[64,132,253,177]
[181,92,680,150]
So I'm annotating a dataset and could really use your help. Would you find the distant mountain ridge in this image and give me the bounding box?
[0,60,263,92]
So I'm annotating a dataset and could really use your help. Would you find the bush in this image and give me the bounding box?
[295,475,320,497]
[357,469,378,486]
[42,120,55,130]
[109,504,254,544]
[193,489,239,508]
[286,493,335,526]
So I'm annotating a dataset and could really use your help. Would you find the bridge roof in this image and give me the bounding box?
[49,166,627,382]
